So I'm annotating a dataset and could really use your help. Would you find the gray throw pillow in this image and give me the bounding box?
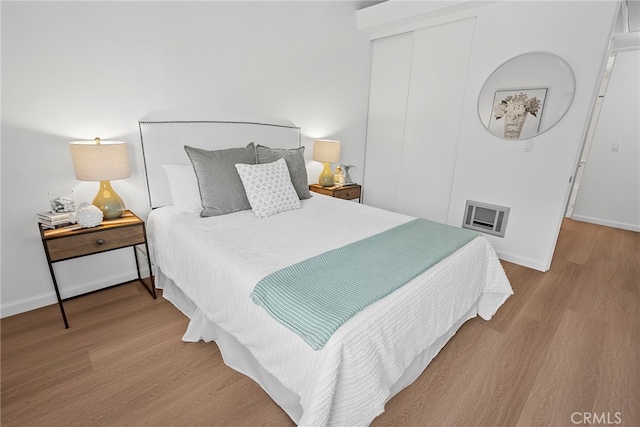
[185,143,257,217]
[256,145,311,200]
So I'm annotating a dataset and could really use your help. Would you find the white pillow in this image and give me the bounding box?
[235,158,301,218]
[162,164,202,214]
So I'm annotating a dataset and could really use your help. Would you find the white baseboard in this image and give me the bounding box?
[571,214,640,232]
[495,250,549,272]
[0,269,146,319]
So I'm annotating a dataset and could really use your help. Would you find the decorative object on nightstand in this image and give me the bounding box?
[334,165,345,185]
[75,202,104,228]
[341,164,356,184]
[47,190,75,213]
[313,139,341,187]
[37,211,74,229]
[69,137,131,220]
[309,183,362,202]
[39,210,156,328]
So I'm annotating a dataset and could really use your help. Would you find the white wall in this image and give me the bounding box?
[0,1,372,317]
[450,1,619,271]
[359,1,619,271]
[572,49,640,231]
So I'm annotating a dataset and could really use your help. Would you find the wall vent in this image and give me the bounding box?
[462,200,510,238]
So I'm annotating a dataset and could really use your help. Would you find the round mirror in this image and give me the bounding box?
[478,52,575,140]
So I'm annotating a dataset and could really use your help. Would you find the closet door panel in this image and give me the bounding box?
[362,32,414,211]
[395,19,475,223]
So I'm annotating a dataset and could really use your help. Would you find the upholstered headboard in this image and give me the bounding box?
[138,119,301,208]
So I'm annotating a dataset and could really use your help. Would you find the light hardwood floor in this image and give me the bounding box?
[2,219,638,426]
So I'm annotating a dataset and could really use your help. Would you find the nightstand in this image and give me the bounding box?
[39,210,155,328]
[309,184,362,202]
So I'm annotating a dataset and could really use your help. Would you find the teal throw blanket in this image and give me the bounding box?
[251,219,479,350]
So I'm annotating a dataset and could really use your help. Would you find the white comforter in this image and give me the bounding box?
[147,194,513,426]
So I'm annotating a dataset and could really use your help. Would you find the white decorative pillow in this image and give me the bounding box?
[162,164,202,214]
[235,158,301,218]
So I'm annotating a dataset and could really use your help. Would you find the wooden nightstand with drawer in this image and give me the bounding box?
[39,210,155,328]
[309,184,362,202]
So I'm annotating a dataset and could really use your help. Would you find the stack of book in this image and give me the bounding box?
[37,211,74,229]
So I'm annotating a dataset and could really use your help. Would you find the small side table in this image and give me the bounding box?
[309,183,362,202]
[39,210,156,328]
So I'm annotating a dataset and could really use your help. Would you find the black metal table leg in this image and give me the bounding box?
[46,261,69,329]
[133,244,156,299]
[145,239,156,299]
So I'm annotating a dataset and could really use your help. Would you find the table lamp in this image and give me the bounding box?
[69,137,131,219]
[313,139,341,187]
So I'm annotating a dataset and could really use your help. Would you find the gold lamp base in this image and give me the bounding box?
[93,180,125,220]
[318,162,335,187]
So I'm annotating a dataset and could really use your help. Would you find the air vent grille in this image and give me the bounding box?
[462,200,510,238]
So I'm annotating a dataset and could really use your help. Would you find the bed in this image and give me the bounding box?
[139,118,513,426]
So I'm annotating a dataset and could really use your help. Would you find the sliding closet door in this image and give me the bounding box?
[363,18,475,223]
[362,32,413,211]
[395,18,475,223]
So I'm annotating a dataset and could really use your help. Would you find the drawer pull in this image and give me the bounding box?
[96,239,105,245]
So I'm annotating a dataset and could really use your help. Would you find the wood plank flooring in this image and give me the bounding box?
[2,219,638,426]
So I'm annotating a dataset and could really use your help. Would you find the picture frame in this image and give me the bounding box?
[488,88,548,140]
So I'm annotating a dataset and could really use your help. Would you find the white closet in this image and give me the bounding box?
[363,18,475,224]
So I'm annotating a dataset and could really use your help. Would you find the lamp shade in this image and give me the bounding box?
[312,139,341,163]
[69,139,131,181]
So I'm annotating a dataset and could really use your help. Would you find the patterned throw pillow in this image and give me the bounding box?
[235,158,301,218]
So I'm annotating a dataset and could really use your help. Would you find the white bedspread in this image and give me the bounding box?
[147,194,513,426]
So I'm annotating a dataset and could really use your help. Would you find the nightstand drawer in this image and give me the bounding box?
[46,224,145,262]
[333,186,361,200]
[309,184,362,201]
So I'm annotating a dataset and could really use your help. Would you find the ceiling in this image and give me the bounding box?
[360,0,639,33]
